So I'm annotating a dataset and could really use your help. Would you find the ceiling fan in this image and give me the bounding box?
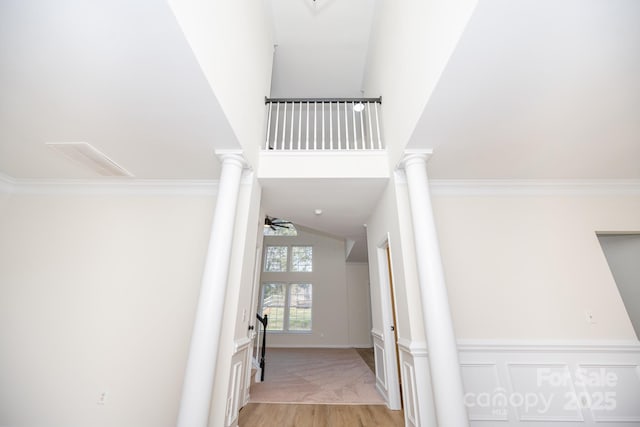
[264,215,294,231]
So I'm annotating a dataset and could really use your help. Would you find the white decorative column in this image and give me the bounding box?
[177,151,247,427]
[400,150,469,427]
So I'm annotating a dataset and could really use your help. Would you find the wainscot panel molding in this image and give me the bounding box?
[395,340,640,426]
[371,328,384,342]
[228,337,255,427]
[233,336,253,353]
[371,329,388,403]
[397,337,436,427]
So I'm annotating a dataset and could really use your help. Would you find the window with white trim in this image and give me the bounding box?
[263,245,312,272]
[261,245,313,332]
[264,246,288,272]
[260,283,312,332]
[291,246,313,272]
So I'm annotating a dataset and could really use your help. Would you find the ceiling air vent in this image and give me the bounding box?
[46,142,133,177]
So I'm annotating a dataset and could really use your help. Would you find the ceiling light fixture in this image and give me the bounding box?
[314,209,323,215]
[353,102,365,112]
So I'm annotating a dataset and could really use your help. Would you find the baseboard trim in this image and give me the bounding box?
[265,344,353,349]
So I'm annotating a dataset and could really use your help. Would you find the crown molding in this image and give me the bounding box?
[429,179,640,196]
[0,173,15,193]
[3,174,640,197]
[0,175,218,196]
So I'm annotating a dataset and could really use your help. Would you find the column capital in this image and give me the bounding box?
[398,149,433,170]
[215,149,248,169]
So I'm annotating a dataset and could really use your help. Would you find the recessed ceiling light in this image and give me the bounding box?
[314,209,323,215]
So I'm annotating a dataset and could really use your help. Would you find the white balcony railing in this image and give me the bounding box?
[264,97,383,151]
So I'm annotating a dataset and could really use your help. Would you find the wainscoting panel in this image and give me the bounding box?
[372,329,388,399]
[506,363,583,422]
[226,337,252,427]
[578,364,640,423]
[402,360,419,427]
[226,361,244,427]
[397,340,640,427]
[460,363,507,421]
[398,339,436,427]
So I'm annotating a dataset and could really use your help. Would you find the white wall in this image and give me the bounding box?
[0,176,11,210]
[346,263,373,347]
[366,173,427,344]
[363,0,478,166]
[0,189,9,213]
[598,234,640,339]
[168,0,274,169]
[366,181,640,426]
[368,186,640,343]
[0,192,215,427]
[260,227,372,348]
[433,193,640,340]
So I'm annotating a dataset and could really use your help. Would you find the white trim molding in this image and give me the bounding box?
[458,339,640,354]
[397,338,428,357]
[395,339,640,426]
[371,328,384,342]
[233,336,253,354]
[0,177,218,196]
[0,172,15,193]
[430,179,640,197]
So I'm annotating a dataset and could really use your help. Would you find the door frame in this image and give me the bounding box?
[376,234,403,410]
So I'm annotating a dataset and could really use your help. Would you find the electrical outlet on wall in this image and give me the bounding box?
[585,311,596,324]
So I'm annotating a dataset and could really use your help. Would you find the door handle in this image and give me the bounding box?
[390,325,395,331]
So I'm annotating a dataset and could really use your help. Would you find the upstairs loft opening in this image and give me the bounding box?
[264,97,383,151]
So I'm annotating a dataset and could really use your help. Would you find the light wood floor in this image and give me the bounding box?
[238,403,405,427]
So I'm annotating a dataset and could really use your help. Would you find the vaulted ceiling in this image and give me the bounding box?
[1,1,638,262]
[0,1,236,180]
[268,0,375,98]
[412,0,640,179]
[2,1,638,181]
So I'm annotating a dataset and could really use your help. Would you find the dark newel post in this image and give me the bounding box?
[260,314,268,381]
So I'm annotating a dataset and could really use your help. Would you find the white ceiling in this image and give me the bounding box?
[411,0,640,179]
[0,0,237,180]
[2,0,638,261]
[268,0,375,97]
[260,177,388,262]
